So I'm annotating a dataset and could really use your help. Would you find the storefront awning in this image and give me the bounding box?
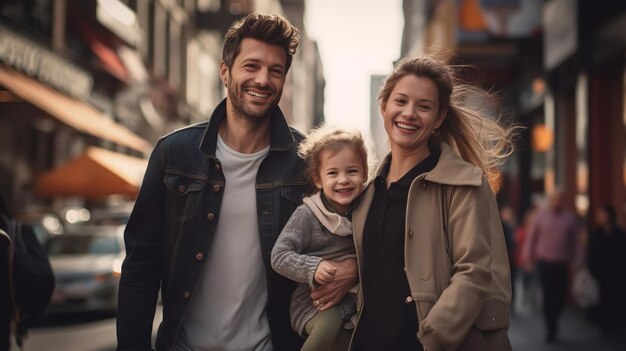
[35,146,148,200]
[0,66,152,154]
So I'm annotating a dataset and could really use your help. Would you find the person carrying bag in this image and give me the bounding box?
[1,199,55,350]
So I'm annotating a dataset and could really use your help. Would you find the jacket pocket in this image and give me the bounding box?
[280,185,305,206]
[278,185,306,224]
[164,174,204,221]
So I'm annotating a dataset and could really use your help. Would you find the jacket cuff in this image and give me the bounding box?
[307,256,323,288]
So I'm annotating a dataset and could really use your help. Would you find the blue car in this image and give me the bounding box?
[43,224,125,315]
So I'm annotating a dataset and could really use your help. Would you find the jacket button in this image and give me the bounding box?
[177,185,186,193]
[195,252,204,261]
[212,184,221,192]
[207,212,215,221]
[422,182,428,189]
[405,296,414,304]
[214,163,221,171]
[183,291,191,299]
[408,229,413,238]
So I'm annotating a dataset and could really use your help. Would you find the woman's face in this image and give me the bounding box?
[381,74,445,155]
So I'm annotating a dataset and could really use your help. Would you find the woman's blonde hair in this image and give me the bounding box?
[298,125,368,186]
[378,53,518,183]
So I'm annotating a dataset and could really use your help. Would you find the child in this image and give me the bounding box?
[271,126,368,351]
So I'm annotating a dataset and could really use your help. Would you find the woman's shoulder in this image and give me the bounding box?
[425,143,483,187]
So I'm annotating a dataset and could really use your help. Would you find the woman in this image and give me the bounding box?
[587,205,626,335]
[349,54,516,351]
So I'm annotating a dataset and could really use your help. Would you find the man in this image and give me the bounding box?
[116,13,356,351]
[521,188,579,343]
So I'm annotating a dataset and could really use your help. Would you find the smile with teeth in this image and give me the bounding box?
[395,122,418,131]
[246,89,270,98]
[335,188,353,194]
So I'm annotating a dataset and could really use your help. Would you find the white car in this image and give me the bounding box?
[44,224,125,315]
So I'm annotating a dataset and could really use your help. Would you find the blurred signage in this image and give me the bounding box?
[96,0,143,47]
[457,0,542,42]
[0,25,93,100]
[518,77,546,113]
[532,124,553,152]
[543,0,577,70]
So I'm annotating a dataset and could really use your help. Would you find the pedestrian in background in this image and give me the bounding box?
[521,188,579,343]
[272,127,367,351]
[0,197,11,351]
[116,13,357,351]
[513,207,539,312]
[350,53,516,351]
[587,204,626,336]
[0,193,54,351]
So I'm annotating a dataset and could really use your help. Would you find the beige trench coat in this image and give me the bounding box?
[350,143,512,351]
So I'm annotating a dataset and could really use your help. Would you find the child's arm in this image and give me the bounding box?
[271,205,322,288]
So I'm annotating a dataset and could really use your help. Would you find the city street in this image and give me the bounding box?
[510,305,626,351]
[20,302,626,350]
[18,309,162,351]
[2,1,626,351]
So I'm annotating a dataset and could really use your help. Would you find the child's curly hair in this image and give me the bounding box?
[297,125,368,187]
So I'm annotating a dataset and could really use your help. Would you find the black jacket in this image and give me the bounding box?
[116,99,308,350]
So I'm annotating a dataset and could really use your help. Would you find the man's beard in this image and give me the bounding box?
[228,82,281,124]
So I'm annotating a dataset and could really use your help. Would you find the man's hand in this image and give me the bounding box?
[314,260,337,285]
[310,258,357,312]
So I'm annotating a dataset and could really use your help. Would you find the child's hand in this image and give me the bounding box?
[314,260,337,285]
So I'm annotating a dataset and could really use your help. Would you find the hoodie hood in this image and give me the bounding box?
[303,192,353,237]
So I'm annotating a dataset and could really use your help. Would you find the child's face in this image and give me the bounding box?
[314,147,366,214]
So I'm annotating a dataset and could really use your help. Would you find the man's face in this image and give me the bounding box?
[220,38,287,122]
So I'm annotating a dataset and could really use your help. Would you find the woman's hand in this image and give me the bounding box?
[310,258,357,311]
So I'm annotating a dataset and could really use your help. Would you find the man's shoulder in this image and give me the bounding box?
[156,121,208,148]
[161,121,208,140]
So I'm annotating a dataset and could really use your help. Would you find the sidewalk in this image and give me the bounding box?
[509,304,626,351]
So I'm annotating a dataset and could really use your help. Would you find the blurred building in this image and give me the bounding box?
[369,74,387,164]
[0,0,324,215]
[400,0,626,228]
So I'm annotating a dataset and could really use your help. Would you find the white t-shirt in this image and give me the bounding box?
[178,136,273,351]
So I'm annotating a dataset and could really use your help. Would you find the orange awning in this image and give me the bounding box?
[0,66,151,154]
[35,146,148,200]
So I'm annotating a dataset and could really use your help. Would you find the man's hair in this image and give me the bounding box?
[222,13,300,73]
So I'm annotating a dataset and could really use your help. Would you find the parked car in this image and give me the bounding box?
[15,210,64,244]
[88,203,134,225]
[43,224,125,315]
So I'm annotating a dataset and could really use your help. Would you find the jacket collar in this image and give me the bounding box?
[198,98,296,157]
[376,143,483,187]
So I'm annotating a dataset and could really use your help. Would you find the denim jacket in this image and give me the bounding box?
[117,99,308,351]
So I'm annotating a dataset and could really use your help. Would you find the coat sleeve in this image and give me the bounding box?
[271,205,322,288]
[419,180,502,351]
[116,142,165,351]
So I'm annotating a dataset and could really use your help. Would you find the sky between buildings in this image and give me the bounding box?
[305,0,403,135]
